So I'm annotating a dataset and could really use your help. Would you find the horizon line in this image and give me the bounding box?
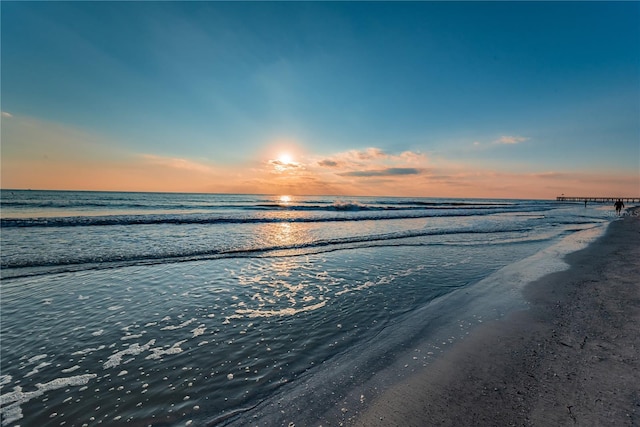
[0,187,569,201]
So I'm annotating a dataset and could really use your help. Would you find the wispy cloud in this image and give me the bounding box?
[1,111,13,118]
[495,135,529,144]
[317,148,427,170]
[339,167,421,177]
[354,147,387,160]
[140,154,216,174]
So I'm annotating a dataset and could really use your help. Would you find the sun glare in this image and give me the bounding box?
[279,195,292,203]
[278,153,293,164]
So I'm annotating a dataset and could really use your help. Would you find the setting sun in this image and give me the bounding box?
[278,153,293,164]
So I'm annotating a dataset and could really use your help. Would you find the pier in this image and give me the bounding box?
[556,196,640,203]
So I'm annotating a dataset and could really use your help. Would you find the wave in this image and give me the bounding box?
[0,200,241,211]
[256,201,375,211]
[0,205,551,228]
[1,192,536,214]
[375,200,514,207]
[2,200,372,212]
[238,199,520,211]
[0,227,538,279]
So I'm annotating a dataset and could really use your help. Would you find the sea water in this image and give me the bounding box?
[0,191,614,426]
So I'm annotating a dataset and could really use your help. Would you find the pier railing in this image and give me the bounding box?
[556,196,640,203]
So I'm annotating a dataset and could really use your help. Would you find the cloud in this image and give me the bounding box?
[495,135,528,144]
[317,148,427,169]
[269,159,300,168]
[140,154,216,174]
[269,158,302,173]
[339,167,421,177]
[318,159,339,167]
[344,148,426,163]
[1,111,13,118]
[355,148,387,160]
[312,148,427,187]
[398,150,428,163]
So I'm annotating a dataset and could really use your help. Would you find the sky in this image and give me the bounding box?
[1,1,639,199]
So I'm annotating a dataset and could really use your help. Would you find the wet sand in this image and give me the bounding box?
[352,209,640,426]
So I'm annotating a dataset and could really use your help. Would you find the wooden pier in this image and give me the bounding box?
[556,196,640,203]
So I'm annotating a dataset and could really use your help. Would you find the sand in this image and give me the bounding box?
[352,209,640,426]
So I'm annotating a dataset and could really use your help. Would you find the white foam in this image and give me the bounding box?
[25,361,52,378]
[231,300,327,320]
[146,340,187,360]
[103,340,156,369]
[27,354,48,364]
[161,318,196,331]
[191,325,207,338]
[335,265,425,297]
[121,334,143,341]
[0,375,12,389]
[0,374,97,425]
[72,345,105,356]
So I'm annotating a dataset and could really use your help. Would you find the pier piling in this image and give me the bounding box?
[556,196,640,203]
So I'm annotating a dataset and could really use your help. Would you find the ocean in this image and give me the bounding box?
[0,190,613,426]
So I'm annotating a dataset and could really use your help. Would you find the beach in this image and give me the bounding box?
[352,209,640,426]
[0,191,631,426]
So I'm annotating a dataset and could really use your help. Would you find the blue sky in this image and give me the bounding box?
[1,1,638,197]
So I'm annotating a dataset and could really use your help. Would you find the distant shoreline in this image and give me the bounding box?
[352,208,640,426]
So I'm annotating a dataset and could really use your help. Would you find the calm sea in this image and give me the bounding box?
[0,190,611,426]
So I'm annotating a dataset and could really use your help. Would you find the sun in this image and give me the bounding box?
[278,152,293,164]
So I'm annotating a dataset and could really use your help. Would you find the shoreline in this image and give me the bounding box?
[351,208,640,426]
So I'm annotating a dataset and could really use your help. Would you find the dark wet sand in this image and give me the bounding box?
[352,209,640,426]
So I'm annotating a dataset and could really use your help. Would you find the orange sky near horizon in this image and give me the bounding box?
[2,113,638,199]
